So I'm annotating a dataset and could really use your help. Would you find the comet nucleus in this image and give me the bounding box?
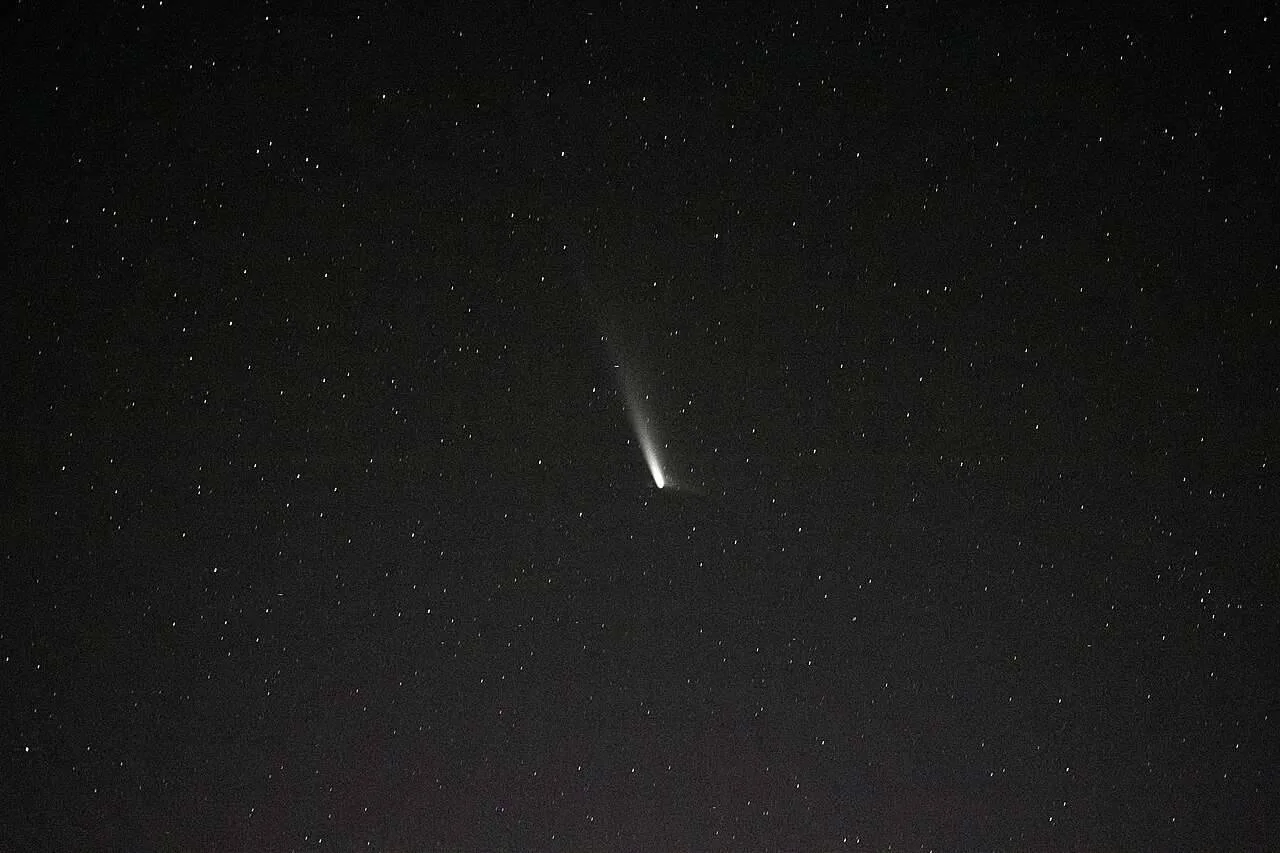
[618,368,668,490]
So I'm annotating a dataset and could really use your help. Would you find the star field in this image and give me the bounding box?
[4,4,1278,851]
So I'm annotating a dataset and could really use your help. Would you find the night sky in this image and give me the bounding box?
[5,4,1279,851]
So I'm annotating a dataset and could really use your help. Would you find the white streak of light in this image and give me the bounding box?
[636,425,666,489]
[618,368,667,489]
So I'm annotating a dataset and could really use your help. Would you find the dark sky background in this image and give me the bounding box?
[4,3,1278,851]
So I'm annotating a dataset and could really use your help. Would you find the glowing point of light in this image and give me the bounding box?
[620,375,667,489]
[631,412,666,489]
[643,442,666,489]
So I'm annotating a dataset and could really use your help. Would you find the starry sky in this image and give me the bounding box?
[4,3,1278,851]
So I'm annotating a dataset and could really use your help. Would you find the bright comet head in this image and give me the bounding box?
[615,362,669,490]
[645,448,666,489]
[635,419,667,489]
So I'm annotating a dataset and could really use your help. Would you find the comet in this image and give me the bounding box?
[618,367,667,489]
[633,413,667,490]
[573,253,671,490]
